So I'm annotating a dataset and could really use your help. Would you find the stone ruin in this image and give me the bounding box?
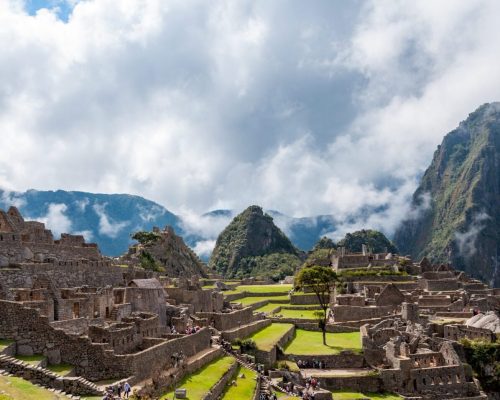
[0,207,498,399]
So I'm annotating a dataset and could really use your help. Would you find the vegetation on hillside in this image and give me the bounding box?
[460,338,500,394]
[209,205,301,279]
[337,229,398,254]
[394,103,500,286]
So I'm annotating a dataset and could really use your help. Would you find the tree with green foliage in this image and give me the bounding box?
[295,265,338,345]
[131,231,161,246]
[139,250,162,272]
[460,338,500,394]
[313,236,336,251]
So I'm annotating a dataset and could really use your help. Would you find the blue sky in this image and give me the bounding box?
[1,0,500,237]
[25,0,75,21]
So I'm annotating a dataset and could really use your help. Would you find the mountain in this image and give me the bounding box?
[394,103,500,287]
[124,226,208,277]
[208,205,303,279]
[338,229,398,254]
[0,189,181,256]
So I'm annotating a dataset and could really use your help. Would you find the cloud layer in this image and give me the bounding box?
[1,0,500,239]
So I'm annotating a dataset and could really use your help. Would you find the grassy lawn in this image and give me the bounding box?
[160,356,236,399]
[221,366,257,399]
[254,303,282,313]
[0,339,14,352]
[14,355,45,366]
[237,295,290,306]
[247,323,294,351]
[225,284,293,295]
[283,330,361,355]
[332,391,401,400]
[0,376,67,399]
[46,363,73,376]
[273,309,324,319]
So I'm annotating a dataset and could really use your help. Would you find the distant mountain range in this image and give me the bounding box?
[0,189,339,258]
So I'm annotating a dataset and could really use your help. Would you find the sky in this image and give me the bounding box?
[1,0,500,238]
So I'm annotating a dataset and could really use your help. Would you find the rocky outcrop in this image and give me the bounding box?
[394,103,500,287]
[127,226,208,277]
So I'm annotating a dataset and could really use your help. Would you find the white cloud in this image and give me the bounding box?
[0,0,499,237]
[179,208,234,239]
[93,203,129,238]
[192,239,216,258]
[75,197,89,212]
[35,203,72,237]
[455,212,490,257]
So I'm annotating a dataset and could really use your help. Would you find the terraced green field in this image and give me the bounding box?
[247,323,294,351]
[160,356,236,399]
[225,284,293,295]
[284,330,362,355]
[221,365,257,399]
[0,339,13,352]
[273,309,324,319]
[14,355,45,366]
[46,363,73,376]
[0,376,67,399]
[254,303,282,313]
[237,295,290,306]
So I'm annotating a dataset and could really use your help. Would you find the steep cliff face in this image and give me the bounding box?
[394,103,500,286]
[128,226,208,277]
[209,205,301,279]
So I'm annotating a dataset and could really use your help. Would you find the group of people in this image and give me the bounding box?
[102,381,131,399]
[185,325,201,335]
[297,359,326,369]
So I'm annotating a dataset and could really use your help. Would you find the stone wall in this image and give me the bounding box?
[290,294,321,305]
[333,305,393,322]
[0,262,125,289]
[0,300,211,382]
[221,319,271,342]
[286,352,365,369]
[202,360,238,400]
[0,354,104,397]
[197,307,256,331]
[315,373,382,392]
[443,324,495,342]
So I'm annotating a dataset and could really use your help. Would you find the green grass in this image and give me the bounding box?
[221,365,257,399]
[247,323,294,351]
[0,376,67,399]
[273,309,324,319]
[161,356,236,399]
[0,339,14,352]
[236,295,290,306]
[284,330,361,355]
[14,355,45,366]
[332,391,401,400]
[225,284,293,296]
[254,303,282,313]
[46,363,73,376]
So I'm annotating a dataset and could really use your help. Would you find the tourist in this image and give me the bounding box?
[117,383,122,398]
[123,381,131,399]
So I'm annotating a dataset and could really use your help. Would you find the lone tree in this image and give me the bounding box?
[295,265,338,345]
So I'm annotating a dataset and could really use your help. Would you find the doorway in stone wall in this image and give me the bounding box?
[73,302,80,319]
